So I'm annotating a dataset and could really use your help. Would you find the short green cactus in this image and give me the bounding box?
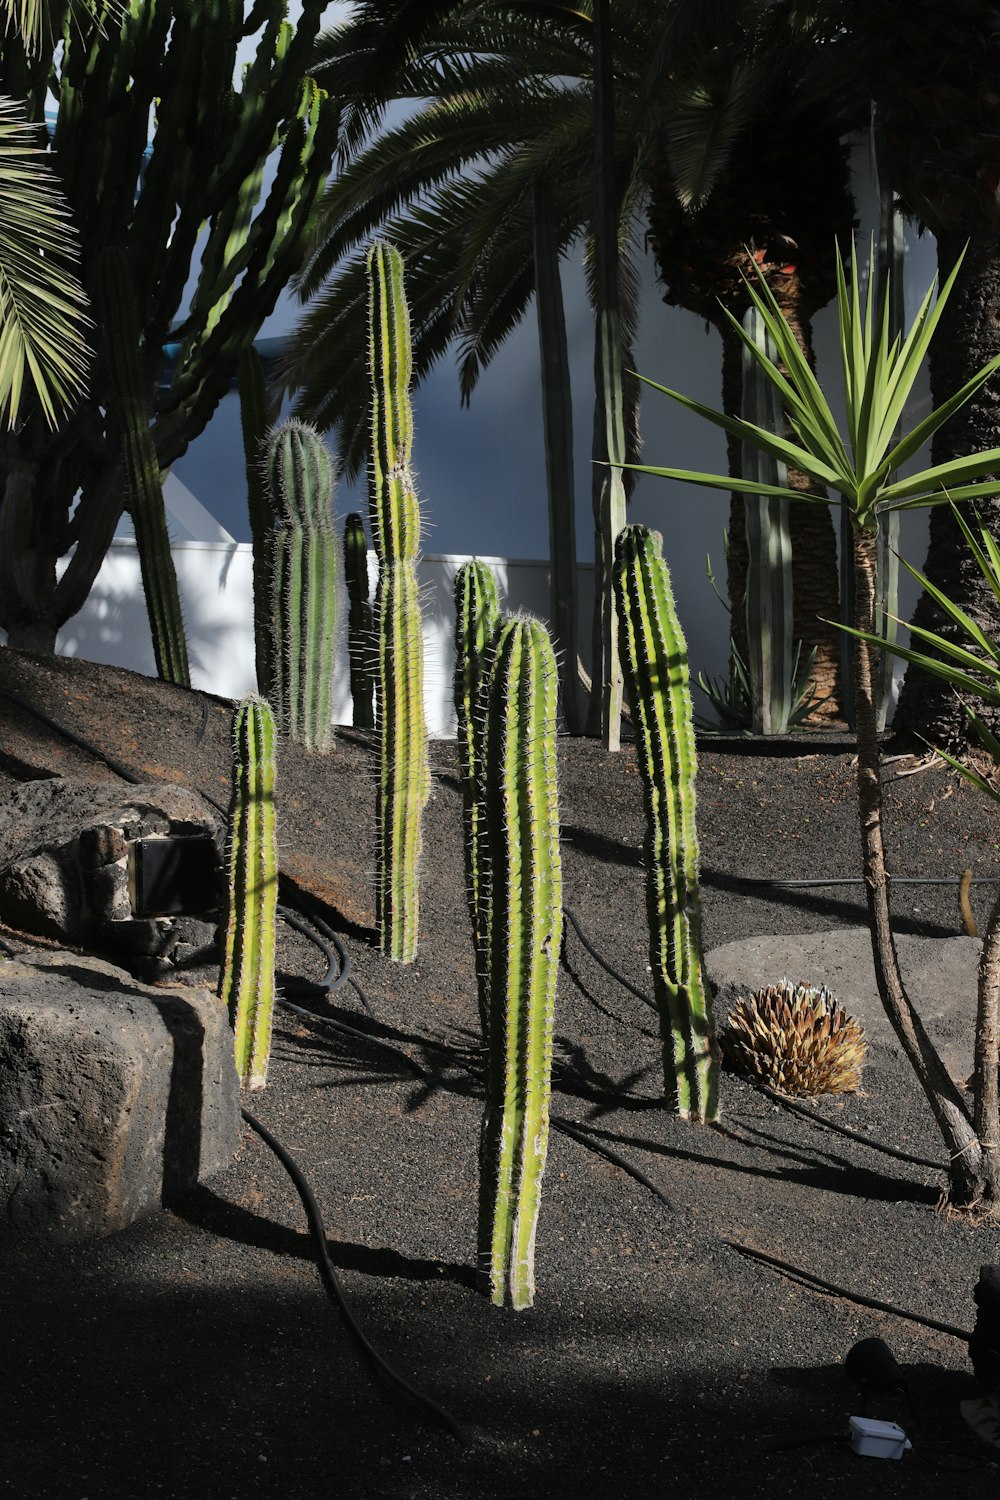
[453,560,500,1036]
[344,512,375,730]
[477,616,562,1310]
[367,240,429,961]
[613,525,719,1122]
[262,419,338,752]
[218,695,279,1092]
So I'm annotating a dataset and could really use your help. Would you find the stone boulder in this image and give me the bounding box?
[0,778,222,975]
[0,951,241,1242]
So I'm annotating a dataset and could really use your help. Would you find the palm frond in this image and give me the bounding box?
[663,58,762,209]
[0,95,90,428]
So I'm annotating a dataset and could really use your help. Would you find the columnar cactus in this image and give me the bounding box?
[741,304,794,735]
[367,240,429,962]
[477,616,562,1310]
[238,347,274,700]
[218,695,279,1092]
[453,560,500,1036]
[612,525,719,1122]
[262,419,338,753]
[100,246,190,688]
[344,512,375,730]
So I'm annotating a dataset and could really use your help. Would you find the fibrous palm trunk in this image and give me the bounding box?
[892,233,1000,752]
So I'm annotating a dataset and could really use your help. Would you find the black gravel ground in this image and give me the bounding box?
[1,649,999,1500]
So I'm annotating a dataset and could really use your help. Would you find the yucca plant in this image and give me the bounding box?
[627,238,1000,1213]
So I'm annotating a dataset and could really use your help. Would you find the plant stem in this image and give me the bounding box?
[851,526,984,1204]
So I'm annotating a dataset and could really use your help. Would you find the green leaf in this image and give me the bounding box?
[0,96,90,428]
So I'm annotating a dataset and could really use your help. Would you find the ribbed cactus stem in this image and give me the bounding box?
[262,419,338,752]
[453,560,500,1037]
[219,695,279,1092]
[375,565,429,961]
[99,246,190,688]
[741,304,793,735]
[613,526,719,1122]
[239,346,274,698]
[478,616,562,1310]
[367,240,429,961]
[344,512,375,730]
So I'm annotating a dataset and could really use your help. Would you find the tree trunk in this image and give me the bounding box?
[893,231,1000,753]
[852,526,994,1210]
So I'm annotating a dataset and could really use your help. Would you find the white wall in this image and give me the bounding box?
[55,541,595,739]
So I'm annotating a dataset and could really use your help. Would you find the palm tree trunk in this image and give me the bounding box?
[852,526,995,1209]
[893,231,1000,752]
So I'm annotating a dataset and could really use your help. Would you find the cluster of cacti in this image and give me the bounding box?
[344,512,375,730]
[476,616,562,1310]
[612,525,719,1122]
[453,560,501,1035]
[218,695,279,1092]
[100,246,190,688]
[0,4,337,657]
[367,240,430,963]
[259,418,338,752]
[720,980,867,1097]
[740,304,794,735]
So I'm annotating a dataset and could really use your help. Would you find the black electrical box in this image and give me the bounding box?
[127,835,218,917]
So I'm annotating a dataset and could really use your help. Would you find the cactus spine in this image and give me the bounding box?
[219,695,279,1092]
[453,560,501,1036]
[478,616,562,1310]
[367,240,429,962]
[344,512,375,730]
[263,419,338,753]
[99,246,190,688]
[613,526,719,1122]
[741,303,793,735]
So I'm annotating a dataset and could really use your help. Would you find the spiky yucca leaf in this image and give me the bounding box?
[0,96,90,428]
[721,979,866,1097]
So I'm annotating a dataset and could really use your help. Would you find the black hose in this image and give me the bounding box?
[277,903,351,996]
[745,1079,946,1173]
[725,1240,971,1341]
[241,1108,468,1445]
[563,905,657,1010]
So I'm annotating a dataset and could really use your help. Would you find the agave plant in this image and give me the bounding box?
[627,237,1000,1214]
[720,979,866,1098]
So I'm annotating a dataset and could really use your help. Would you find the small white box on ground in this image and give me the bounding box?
[848,1416,912,1459]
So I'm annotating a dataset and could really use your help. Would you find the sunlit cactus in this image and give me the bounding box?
[613,524,718,1122]
[367,240,429,961]
[478,616,562,1310]
[219,695,279,1092]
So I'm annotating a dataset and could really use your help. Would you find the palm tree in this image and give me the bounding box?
[0,1,96,431]
[843,0,1000,752]
[645,5,857,716]
[285,0,856,727]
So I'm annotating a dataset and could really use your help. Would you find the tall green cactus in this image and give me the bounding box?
[344,512,375,730]
[262,419,338,753]
[239,346,274,699]
[741,304,793,735]
[219,695,279,1092]
[478,616,562,1310]
[100,246,190,688]
[367,240,429,962]
[613,526,719,1123]
[453,559,501,1036]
